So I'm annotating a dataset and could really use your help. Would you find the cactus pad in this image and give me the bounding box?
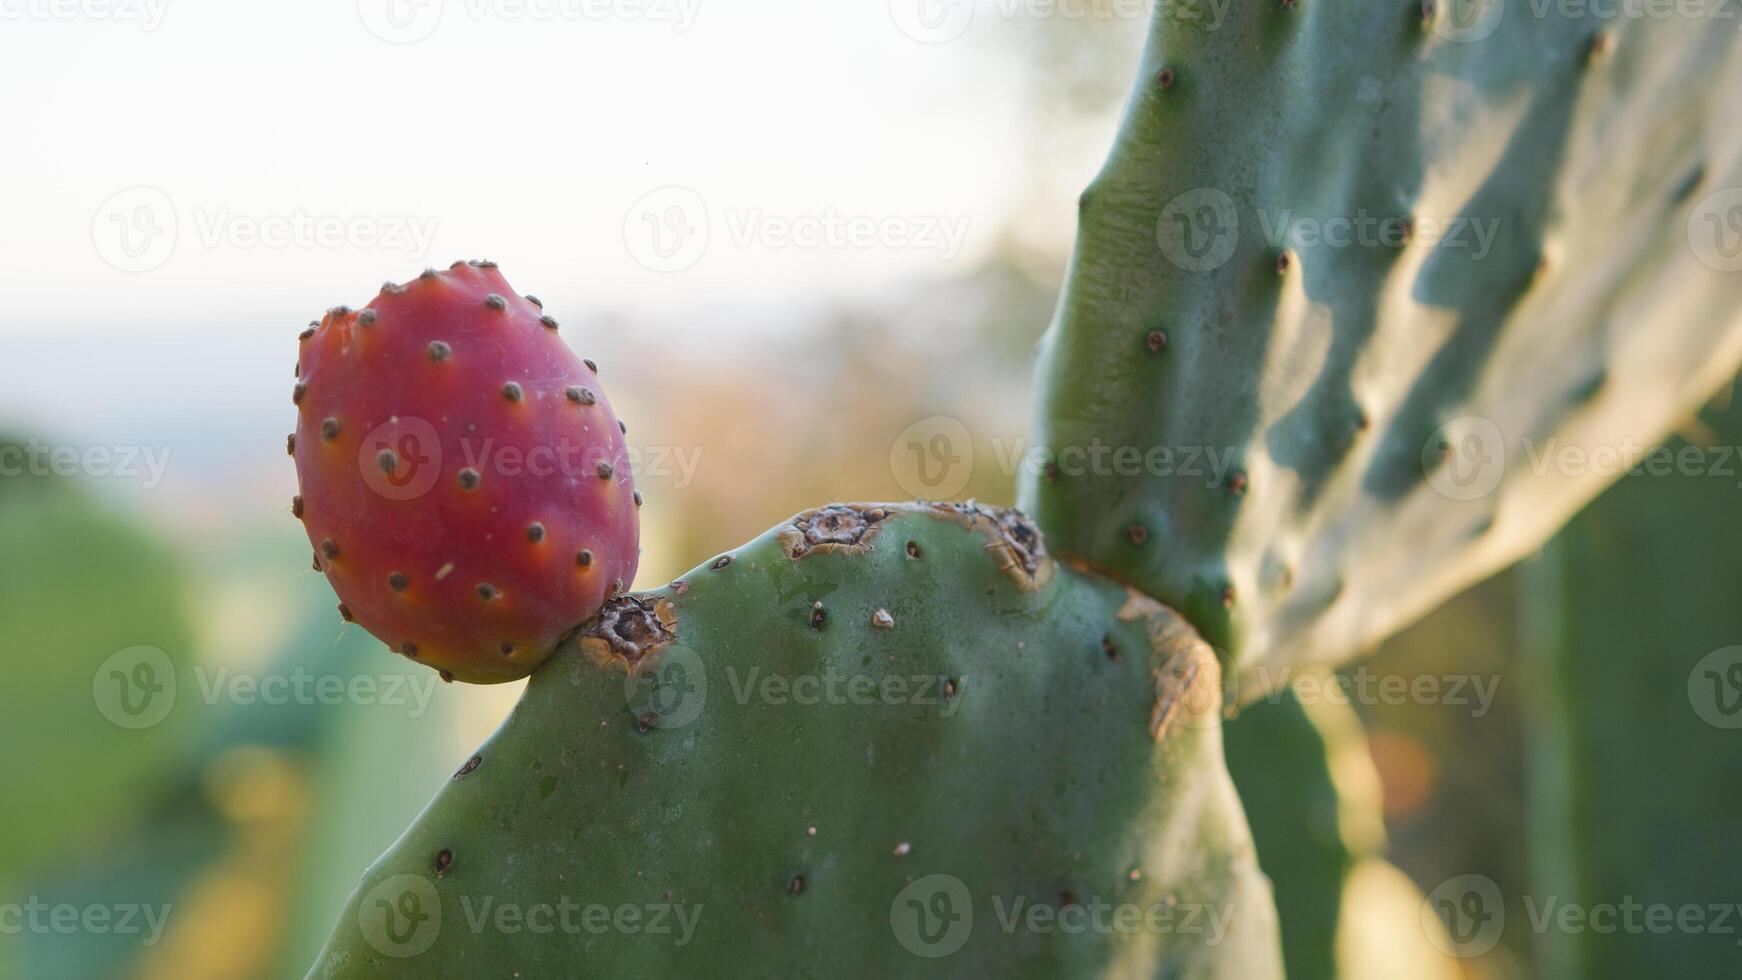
[1022,2,1742,673]
[306,504,1281,977]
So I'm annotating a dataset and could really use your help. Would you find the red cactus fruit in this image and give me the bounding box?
[291,260,639,683]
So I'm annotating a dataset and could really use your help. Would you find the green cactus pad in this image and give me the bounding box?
[307,503,1280,978]
[1225,691,1371,980]
[1226,688,1457,980]
[1022,1,1742,673]
[1523,395,1742,978]
[0,453,195,886]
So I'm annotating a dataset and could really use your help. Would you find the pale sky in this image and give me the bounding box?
[0,0,1068,329]
[0,0,1139,518]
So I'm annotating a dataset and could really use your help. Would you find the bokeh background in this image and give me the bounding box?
[3,3,1738,978]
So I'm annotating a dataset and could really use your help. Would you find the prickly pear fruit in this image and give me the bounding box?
[291,260,638,684]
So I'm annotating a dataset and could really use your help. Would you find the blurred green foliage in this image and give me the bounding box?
[1523,394,1742,978]
[0,444,196,887]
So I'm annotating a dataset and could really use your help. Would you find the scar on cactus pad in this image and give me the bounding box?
[290,260,639,684]
[778,501,1051,591]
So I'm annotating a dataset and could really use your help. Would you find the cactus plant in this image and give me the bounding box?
[1022,0,1742,677]
[0,444,195,888]
[298,1,1742,976]
[307,503,1280,977]
[7,525,476,980]
[1521,391,1742,978]
[1225,690,1457,980]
